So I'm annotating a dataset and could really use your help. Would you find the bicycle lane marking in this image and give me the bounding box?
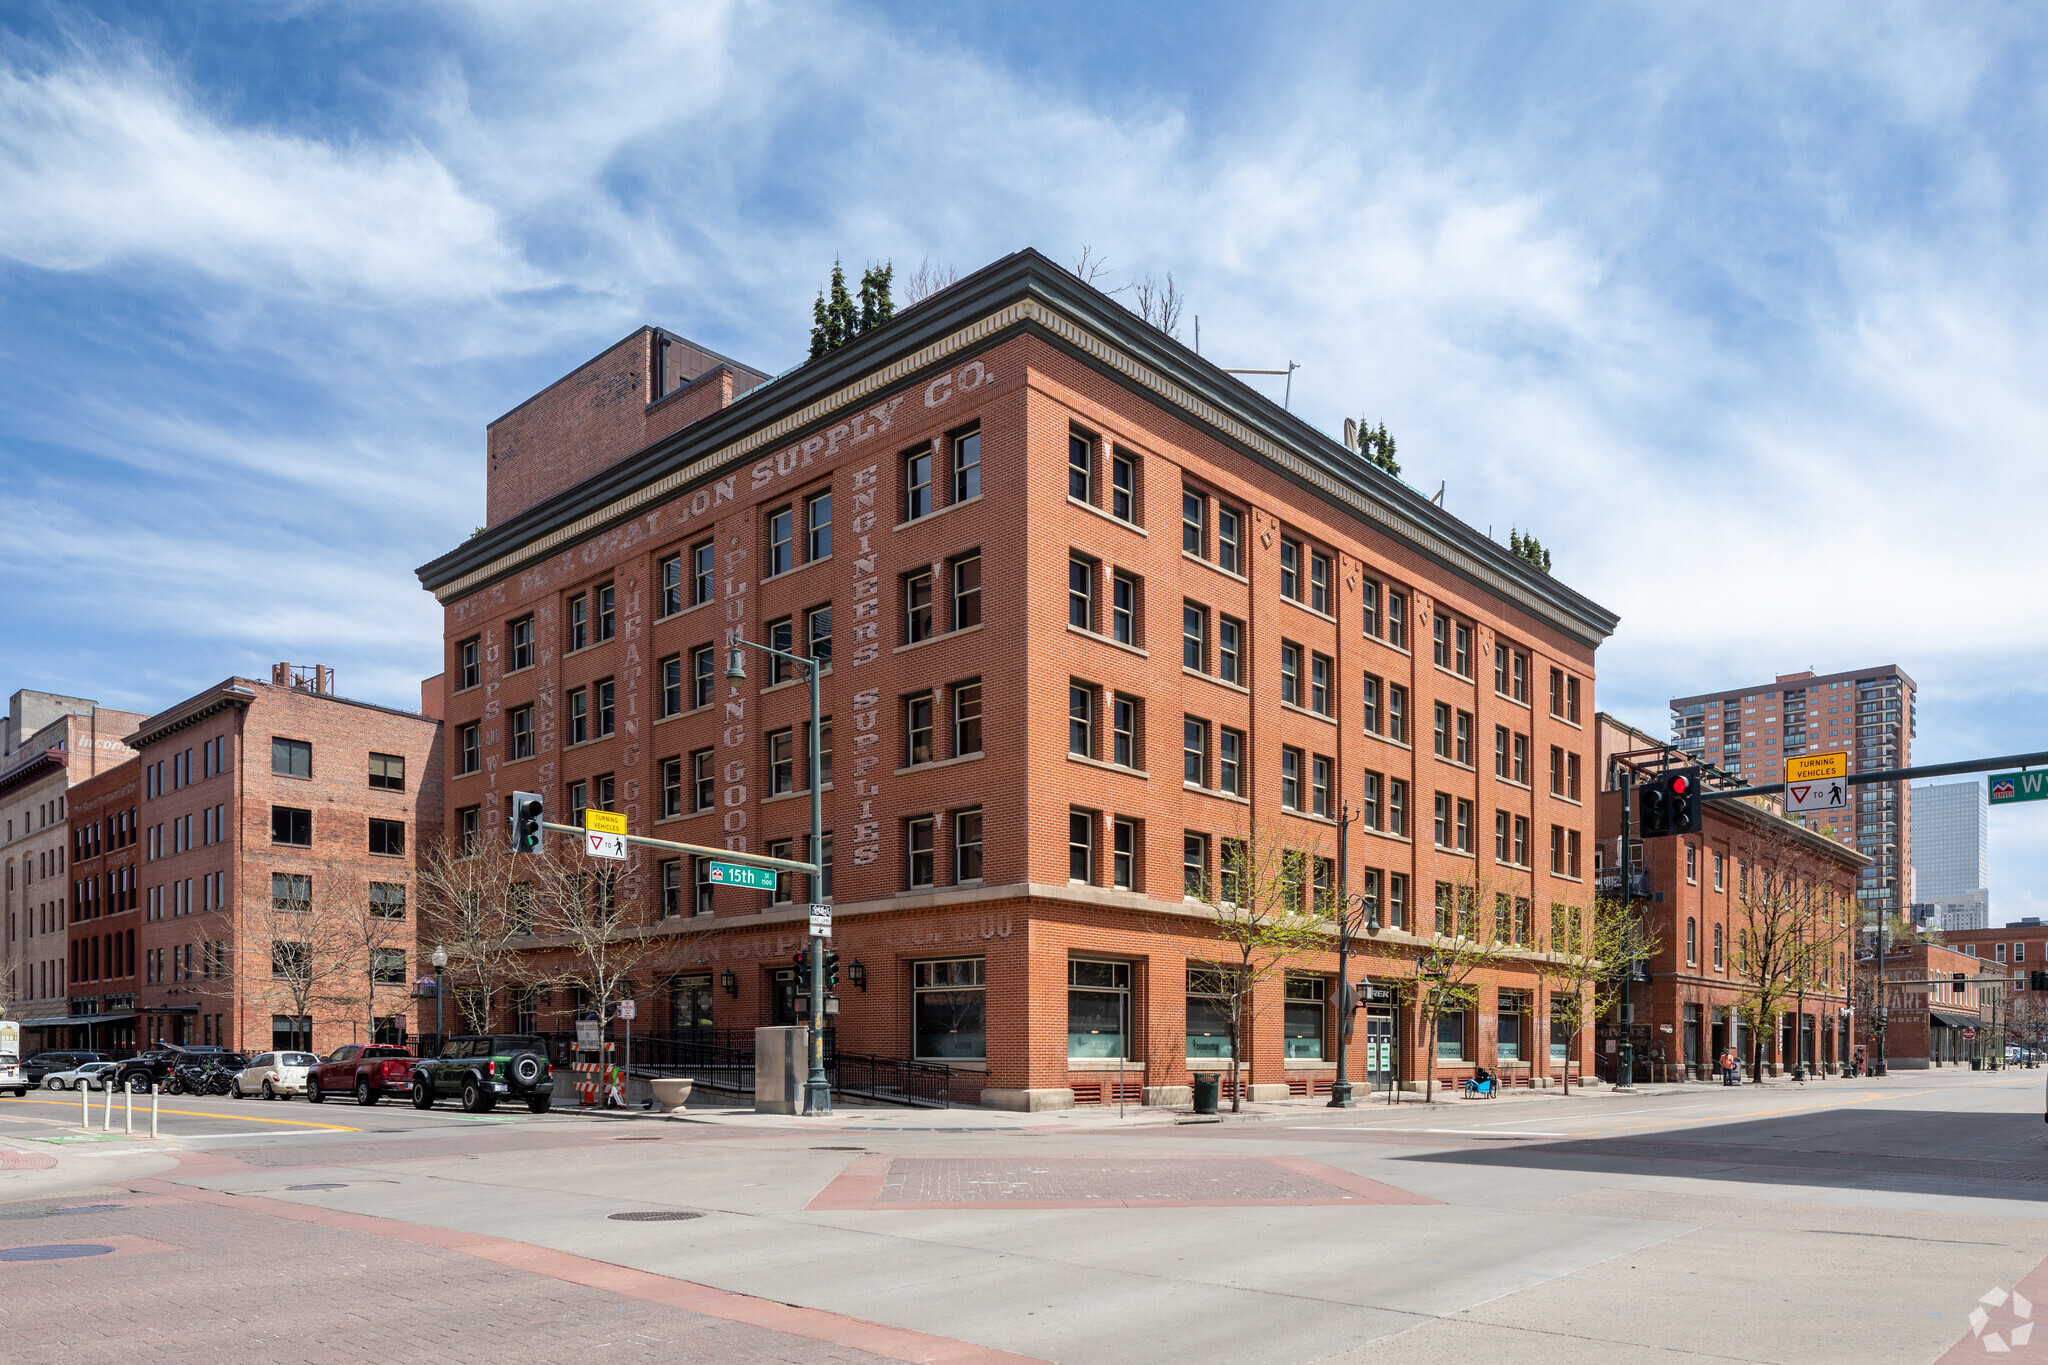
[0,1096,360,1132]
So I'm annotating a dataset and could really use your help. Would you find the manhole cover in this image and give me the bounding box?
[613,1136,661,1142]
[811,1146,868,1151]
[287,1184,347,1191]
[0,1244,114,1262]
[606,1211,704,1222]
[52,1205,122,1216]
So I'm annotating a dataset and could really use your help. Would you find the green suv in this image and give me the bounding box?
[410,1035,554,1113]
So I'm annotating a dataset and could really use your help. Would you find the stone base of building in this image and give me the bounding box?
[1144,1085,1192,1106]
[1248,1084,1289,1101]
[980,1087,1076,1111]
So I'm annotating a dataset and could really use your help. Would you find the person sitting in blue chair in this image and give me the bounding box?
[1462,1065,1495,1098]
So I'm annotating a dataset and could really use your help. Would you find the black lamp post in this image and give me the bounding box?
[1329,802,1381,1108]
[430,945,447,1054]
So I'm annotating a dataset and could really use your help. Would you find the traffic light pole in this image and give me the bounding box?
[1616,771,1634,1092]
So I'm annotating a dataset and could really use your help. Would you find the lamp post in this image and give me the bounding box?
[1328,802,1381,1109]
[728,634,830,1117]
[430,945,447,1054]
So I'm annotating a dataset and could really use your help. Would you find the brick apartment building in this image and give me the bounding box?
[99,665,445,1055]
[1670,666,1916,919]
[1594,714,1866,1079]
[1868,939,2000,1069]
[1,690,148,1052]
[415,249,1619,1107]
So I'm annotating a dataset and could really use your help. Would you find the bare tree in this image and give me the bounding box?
[415,834,541,1036]
[522,846,681,1031]
[1541,893,1657,1095]
[1730,827,1839,1081]
[900,256,961,306]
[1072,243,1116,288]
[325,863,417,1047]
[241,871,358,1053]
[1376,875,1509,1102]
[1127,272,1185,338]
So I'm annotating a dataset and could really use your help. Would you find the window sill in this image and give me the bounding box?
[897,752,984,778]
[1550,715,1584,731]
[1494,692,1532,710]
[660,597,718,622]
[1494,859,1532,872]
[500,755,536,768]
[1181,550,1246,585]
[1282,808,1337,826]
[894,493,984,534]
[655,810,717,826]
[1280,701,1336,726]
[1362,732,1412,751]
[1069,752,1146,779]
[1067,1058,1144,1072]
[1282,596,1335,626]
[760,552,831,586]
[1433,664,1476,685]
[1067,495,1146,536]
[1067,623,1147,659]
[760,668,830,696]
[760,784,833,806]
[1434,757,1477,774]
[1363,827,1411,845]
[1553,795,1583,808]
[1185,782,1249,806]
[1182,667,1249,695]
[1494,777,1532,792]
[1362,635,1412,659]
[894,621,983,657]
[563,639,616,660]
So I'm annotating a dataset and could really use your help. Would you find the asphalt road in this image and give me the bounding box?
[0,1083,577,1142]
[3,1068,2046,1364]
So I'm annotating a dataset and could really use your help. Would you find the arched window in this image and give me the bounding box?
[1713,924,1725,970]
[1686,918,1698,965]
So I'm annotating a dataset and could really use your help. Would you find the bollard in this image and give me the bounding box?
[81,1081,89,1131]
[103,1082,113,1131]
[125,1086,133,1135]
[150,1088,158,1140]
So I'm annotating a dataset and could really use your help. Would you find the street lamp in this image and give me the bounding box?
[729,630,830,1117]
[431,945,447,1052]
[1328,802,1381,1109]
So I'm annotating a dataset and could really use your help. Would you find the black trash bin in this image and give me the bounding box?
[1192,1072,1219,1114]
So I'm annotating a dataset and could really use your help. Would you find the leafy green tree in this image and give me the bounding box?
[1356,421,1399,475]
[809,259,893,358]
[1510,529,1553,574]
[1541,894,1657,1094]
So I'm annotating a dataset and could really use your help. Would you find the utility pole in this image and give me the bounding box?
[1616,770,1635,1091]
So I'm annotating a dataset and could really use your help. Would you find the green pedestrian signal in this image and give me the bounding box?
[510,792,544,853]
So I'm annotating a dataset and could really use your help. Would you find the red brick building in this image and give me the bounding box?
[113,665,443,1054]
[1869,940,1999,1069]
[60,760,143,1051]
[1594,714,1865,1080]
[416,251,1619,1107]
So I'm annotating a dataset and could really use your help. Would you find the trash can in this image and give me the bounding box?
[1192,1073,1219,1114]
[1971,1057,1983,1071]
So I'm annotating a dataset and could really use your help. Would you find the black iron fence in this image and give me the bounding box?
[517,1027,960,1108]
[828,1051,954,1108]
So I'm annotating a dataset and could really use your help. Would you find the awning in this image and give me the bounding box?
[15,1013,137,1029]
[1930,1011,1982,1030]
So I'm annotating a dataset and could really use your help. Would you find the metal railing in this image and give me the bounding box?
[829,1051,955,1108]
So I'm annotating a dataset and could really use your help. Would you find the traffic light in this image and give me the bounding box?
[2032,971,2048,992]
[1637,768,1702,839]
[1953,972,1967,995]
[1638,782,1669,839]
[791,951,812,989]
[825,951,841,988]
[510,792,544,853]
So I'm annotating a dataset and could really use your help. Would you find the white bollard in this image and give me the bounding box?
[150,1088,158,1140]
[125,1086,133,1135]
[80,1081,89,1131]
[103,1082,113,1131]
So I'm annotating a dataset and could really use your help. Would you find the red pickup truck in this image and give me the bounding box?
[305,1044,416,1106]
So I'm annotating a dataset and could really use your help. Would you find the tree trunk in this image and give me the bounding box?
[1426,1013,1438,1103]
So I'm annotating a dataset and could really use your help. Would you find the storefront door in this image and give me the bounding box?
[1364,1009,1398,1091]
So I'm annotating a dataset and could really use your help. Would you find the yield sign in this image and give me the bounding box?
[1786,778,1849,813]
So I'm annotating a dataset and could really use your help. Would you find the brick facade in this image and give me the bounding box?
[419,251,1619,1106]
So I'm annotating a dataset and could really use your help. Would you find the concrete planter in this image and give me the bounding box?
[649,1077,694,1112]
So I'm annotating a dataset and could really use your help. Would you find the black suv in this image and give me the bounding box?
[116,1045,233,1093]
[24,1050,101,1083]
[411,1035,555,1113]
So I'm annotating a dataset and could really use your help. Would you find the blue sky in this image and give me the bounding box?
[3,3,2045,915]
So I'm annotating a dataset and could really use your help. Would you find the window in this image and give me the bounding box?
[1312,755,1331,816]
[1455,710,1472,766]
[1282,748,1303,810]
[1433,703,1451,758]
[659,654,683,716]
[1362,770,1382,829]
[1280,537,1301,600]
[1111,572,1138,644]
[914,958,985,1061]
[905,446,933,521]
[1362,673,1381,734]
[1567,676,1580,723]
[902,569,934,644]
[568,592,588,651]
[1713,923,1724,969]
[1549,745,1565,795]
[692,539,714,606]
[659,554,683,616]
[272,807,311,847]
[660,859,682,917]
[1386,590,1407,649]
[953,682,981,756]
[1217,506,1242,574]
[1111,449,1136,522]
[369,883,406,919]
[1310,551,1330,613]
[1436,1009,1467,1062]
[1218,617,1242,684]
[952,553,981,630]
[457,722,480,775]
[1686,917,1698,964]
[955,808,983,881]
[768,617,794,684]
[370,948,406,986]
[596,583,616,641]
[1550,825,1564,873]
[1433,614,1449,669]
[1183,834,1208,898]
[1435,793,1452,849]
[272,941,311,980]
[1387,684,1407,743]
[1219,728,1243,796]
[272,738,311,779]
[1068,556,1094,630]
[807,604,833,667]
[1495,645,1510,696]
[906,695,934,766]
[1566,752,1581,800]
[1514,816,1529,866]
[567,687,588,745]
[1113,695,1139,767]
[1186,965,1235,1058]
[1184,719,1208,785]
[1495,726,1510,778]
[692,645,715,708]
[953,428,981,502]
[458,636,480,690]
[1714,850,1724,890]
[769,729,794,794]
[767,506,793,575]
[661,757,684,818]
[1183,603,1207,672]
[1069,686,1093,756]
[1281,643,1302,706]
[692,750,714,811]
[1112,817,1138,888]
[807,489,832,560]
[1069,432,1093,502]
[368,819,405,857]
[1567,829,1581,877]
[271,873,310,911]
[1496,809,1511,862]
[1069,809,1096,883]
[1285,977,1326,1059]
[1070,959,1132,1058]
[1311,653,1331,715]
[1388,872,1408,928]
[1549,668,1564,717]
[692,856,715,915]
[1686,843,1698,884]
[813,717,833,787]
[1182,491,1204,555]
[510,615,534,671]
[1513,733,1528,784]
[1455,799,1472,853]
[1388,779,1408,836]
[906,817,935,888]
[1454,623,1470,677]
[458,805,481,856]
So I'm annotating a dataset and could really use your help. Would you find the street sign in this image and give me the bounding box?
[1786,777,1850,813]
[809,903,832,938]
[1785,751,1849,782]
[1963,1027,1977,1041]
[1990,770,2048,806]
[709,860,777,890]
[616,999,636,1020]
[575,1020,602,1049]
[585,830,627,860]
[584,809,627,836]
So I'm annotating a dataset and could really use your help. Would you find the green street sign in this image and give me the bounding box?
[1990,771,2048,806]
[708,860,777,890]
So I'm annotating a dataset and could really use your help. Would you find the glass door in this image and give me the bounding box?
[1364,1009,1398,1091]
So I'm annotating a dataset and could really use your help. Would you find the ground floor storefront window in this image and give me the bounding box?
[670,973,714,1032]
[1498,993,1527,1063]
[272,1014,312,1052]
[1187,966,1234,1059]
[1436,1010,1467,1063]
[1069,959,1131,1059]
[914,958,985,1061]
[1283,977,1326,1059]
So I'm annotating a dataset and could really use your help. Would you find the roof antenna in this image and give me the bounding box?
[1194,315,1200,354]
[1432,481,1445,507]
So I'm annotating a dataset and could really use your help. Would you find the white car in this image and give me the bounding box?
[233,1052,319,1100]
[41,1061,119,1091]
[0,1056,24,1097]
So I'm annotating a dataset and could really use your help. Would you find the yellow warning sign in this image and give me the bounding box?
[1785,751,1848,783]
[583,809,627,836]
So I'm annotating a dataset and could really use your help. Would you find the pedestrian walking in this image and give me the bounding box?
[1853,1046,1867,1078]
[1718,1046,1739,1086]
